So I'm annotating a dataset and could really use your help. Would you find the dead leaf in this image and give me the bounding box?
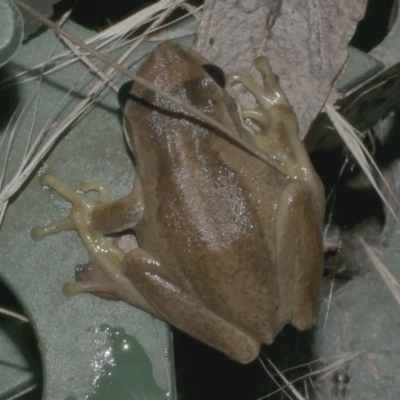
[194,0,282,72]
[194,0,368,138]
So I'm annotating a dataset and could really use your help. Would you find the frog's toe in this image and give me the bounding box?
[64,259,124,299]
[75,261,105,283]
[254,57,280,90]
[31,226,46,241]
[241,108,271,126]
[63,280,119,299]
[73,261,118,300]
[80,181,113,204]
[31,217,74,241]
[39,172,98,210]
[39,172,57,186]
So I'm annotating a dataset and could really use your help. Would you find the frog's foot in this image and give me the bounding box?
[61,257,158,316]
[32,173,156,314]
[31,173,113,241]
[67,234,139,301]
[69,261,120,300]
[31,173,122,269]
[227,58,311,181]
[31,172,125,286]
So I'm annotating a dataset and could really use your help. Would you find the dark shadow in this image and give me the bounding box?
[374,110,400,167]
[53,0,203,32]
[0,66,20,133]
[0,280,42,400]
[173,325,316,400]
[310,145,385,229]
[6,60,119,115]
[350,0,395,52]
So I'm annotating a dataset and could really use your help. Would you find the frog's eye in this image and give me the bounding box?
[118,81,134,108]
[202,64,225,88]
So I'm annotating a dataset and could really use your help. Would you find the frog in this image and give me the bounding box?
[31,41,325,363]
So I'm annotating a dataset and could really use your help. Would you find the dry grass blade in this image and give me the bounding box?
[0,76,97,233]
[0,100,30,228]
[315,350,364,381]
[4,0,188,87]
[325,103,397,221]
[59,33,119,93]
[257,350,363,399]
[360,237,400,309]
[265,358,305,400]
[278,350,364,382]
[0,101,27,189]
[0,1,185,216]
[0,307,29,323]
[4,384,38,400]
[257,357,303,400]
[83,0,186,45]
[57,0,183,94]
[0,0,192,230]
[13,0,287,175]
[0,91,92,206]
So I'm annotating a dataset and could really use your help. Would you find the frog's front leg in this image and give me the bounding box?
[89,179,144,234]
[275,181,323,330]
[31,173,157,315]
[121,247,260,364]
[227,57,315,183]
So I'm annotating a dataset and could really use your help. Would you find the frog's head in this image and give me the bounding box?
[117,41,241,160]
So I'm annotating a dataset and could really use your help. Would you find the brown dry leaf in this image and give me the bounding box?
[194,0,368,139]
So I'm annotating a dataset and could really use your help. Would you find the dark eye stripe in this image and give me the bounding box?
[118,81,134,108]
[202,64,226,88]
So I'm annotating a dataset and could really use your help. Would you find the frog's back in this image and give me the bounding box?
[123,42,291,341]
[131,101,288,341]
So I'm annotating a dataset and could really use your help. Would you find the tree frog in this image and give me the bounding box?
[32,41,325,363]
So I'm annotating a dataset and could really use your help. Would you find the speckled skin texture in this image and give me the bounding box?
[33,42,324,363]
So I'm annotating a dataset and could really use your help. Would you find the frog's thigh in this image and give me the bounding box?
[92,178,144,234]
[123,248,260,364]
[276,182,323,331]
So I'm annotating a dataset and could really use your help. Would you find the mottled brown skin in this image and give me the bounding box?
[32,42,325,363]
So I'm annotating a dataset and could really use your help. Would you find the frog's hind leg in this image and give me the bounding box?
[31,172,155,314]
[123,248,260,364]
[275,182,324,331]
